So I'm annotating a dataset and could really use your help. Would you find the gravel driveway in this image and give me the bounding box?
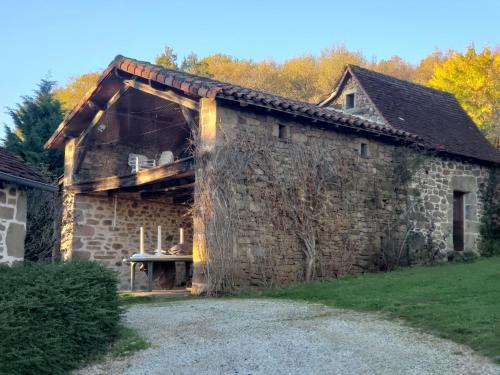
[79,299,499,375]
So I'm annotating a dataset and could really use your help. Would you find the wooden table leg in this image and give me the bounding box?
[147,261,154,292]
[130,262,137,291]
[185,261,192,286]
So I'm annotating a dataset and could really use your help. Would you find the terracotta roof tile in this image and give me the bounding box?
[46,55,430,150]
[114,56,420,138]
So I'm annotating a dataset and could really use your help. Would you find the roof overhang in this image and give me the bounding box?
[317,67,352,107]
[0,171,57,192]
[45,55,423,151]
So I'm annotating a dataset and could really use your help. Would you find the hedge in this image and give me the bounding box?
[0,261,121,375]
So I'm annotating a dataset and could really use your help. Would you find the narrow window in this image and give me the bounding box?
[360,143,369,158]
[453,191,465,251]
[345,93,355,109]
[278,124,290,140]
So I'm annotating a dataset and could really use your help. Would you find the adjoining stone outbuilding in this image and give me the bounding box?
[318,64,500,260]
[45,56,500,293]
[0,148,56,264]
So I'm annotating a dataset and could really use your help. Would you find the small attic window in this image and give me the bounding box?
[278,124,290,140]
[360,143,369,158]
[345,93,355,109]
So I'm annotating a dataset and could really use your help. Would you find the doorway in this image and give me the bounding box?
[453,191,465,251]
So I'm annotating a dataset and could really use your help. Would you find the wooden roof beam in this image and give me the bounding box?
[140,184,194,200]
[180,106,197,131]
[149,182,195,196]
[123,80,200,112]
[73,86,130,176]
[69,157,194,193]
[120,176,195,193]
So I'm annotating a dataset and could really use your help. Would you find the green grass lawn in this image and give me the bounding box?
[261,257,500,362]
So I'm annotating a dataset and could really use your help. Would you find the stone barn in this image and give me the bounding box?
[0,148,56,264]
[45,56,500,293]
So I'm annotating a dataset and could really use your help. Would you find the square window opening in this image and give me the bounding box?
[345,93,355,109]
[278,124,290,140]
[360,143,369,158]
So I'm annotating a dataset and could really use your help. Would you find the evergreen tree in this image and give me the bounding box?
[4,79,64,178]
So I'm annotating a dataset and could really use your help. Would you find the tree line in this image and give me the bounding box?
[4,44,500,181]
[54,44,499,148]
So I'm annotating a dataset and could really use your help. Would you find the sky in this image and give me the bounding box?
[1,0,499,134]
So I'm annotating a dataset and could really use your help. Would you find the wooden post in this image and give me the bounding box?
[147,261,154,292]
[64,138,77,187]
[191,98,218,295]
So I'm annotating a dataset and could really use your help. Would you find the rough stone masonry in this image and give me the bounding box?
[190,99,493,292]
[61,192,192,289]
[59,100,497,292]
[0,183,27,264]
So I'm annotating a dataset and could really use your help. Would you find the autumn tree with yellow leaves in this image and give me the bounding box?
[54,72,100,112]
[429,46,500,147]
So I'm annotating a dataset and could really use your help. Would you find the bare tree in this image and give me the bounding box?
[192,129,261,294]
[267,141,340,282]
[193,126,363,290]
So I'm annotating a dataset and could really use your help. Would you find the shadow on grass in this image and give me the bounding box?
[111,326,150,358]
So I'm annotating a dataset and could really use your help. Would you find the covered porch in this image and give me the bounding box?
[56,68,200,291]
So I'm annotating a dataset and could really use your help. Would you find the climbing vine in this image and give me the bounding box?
[192,117,447,293]
[192,124,364,293]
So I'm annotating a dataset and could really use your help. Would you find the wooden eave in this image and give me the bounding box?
[45,67,119,149]
[45,67,201,150]
[67,157,194,193]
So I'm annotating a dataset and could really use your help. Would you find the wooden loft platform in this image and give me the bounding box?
[68,156,194,193]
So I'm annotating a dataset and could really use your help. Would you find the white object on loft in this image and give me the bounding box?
[158,151,174,166]
[128,153,156,173]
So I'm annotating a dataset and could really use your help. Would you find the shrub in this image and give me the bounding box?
[480,238,500,257]
[480,168,500,257]
[446,250,478,263]
[0,261,121,375]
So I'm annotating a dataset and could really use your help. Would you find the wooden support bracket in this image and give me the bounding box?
[180,106,197,131]
[72,86,130,177]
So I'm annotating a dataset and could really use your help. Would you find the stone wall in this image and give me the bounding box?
[192,101,493,290]
[60,97,495,293]
[328,76,386,124]
[61,191,192,289]
[76,138,190,183]
[77,143,158,183]
[408,159,490,256]
[0,183,27,264]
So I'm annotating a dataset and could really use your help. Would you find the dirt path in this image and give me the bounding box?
[78,299,499,375]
